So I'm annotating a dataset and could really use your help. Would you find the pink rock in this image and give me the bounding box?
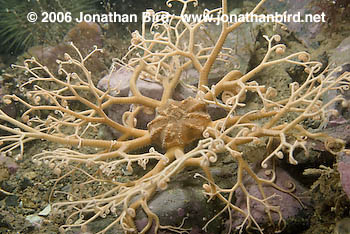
[97,68,163,136]
[98,68,135,97]
[0,153,18,174]
[228,166,308,231]
[338,161,350,199]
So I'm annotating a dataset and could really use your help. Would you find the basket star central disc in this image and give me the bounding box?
[148,97,211,149]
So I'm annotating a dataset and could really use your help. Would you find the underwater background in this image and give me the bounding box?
[0,0,350,233]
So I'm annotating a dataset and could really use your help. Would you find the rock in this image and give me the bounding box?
[228,165,310,232]
[329,36,350,67]
[326,36,350,116]
[23,171,37,180]
[313,39,350,126]
[25,215,43,229]
[64,22,103,52]
[319,34,350,122]
[38,204,51,217]
[0,181,14,201]
[172,83,228,121]
[338,161,350,199]
[286,65,309,84]
[98,68,163,136]
[0,102,17,119]
[335,217,350,234]
[28,22,104,73]
[105,103,132,137]
[261,0,323,48]
[20,177,33,191]
[323,64,350,125]
[327,38,350,115]
[98,68,135,96]
[98,68,164,100]
[207,104,229,121]
[5,195,18,207]
[179,21,258,86]
[337,151,350,200]
[0,213,13,230]
[135,173,223,234]
[0,153,18,175]
[172,81,196,101]
[0,167,9,183]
